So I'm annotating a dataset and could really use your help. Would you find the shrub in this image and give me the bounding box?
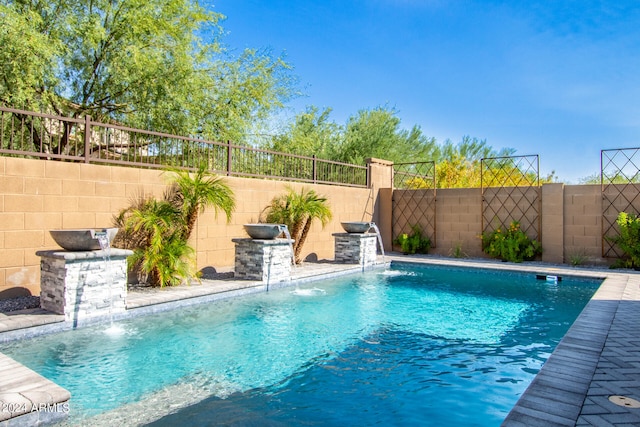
[394,225,431,254]
[481,221,541,263]
[120,198,195,287]
[449,242,467,258]
[567,249,588,266]
[608,212,640,269]
[113,166,235,287]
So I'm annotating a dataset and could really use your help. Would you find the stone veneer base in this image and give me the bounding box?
[333,233,378,266]
[232,238,294,283]
[36,249,132,324]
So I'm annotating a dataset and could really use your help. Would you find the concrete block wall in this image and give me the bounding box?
[197,174,376,268]
[563,184,605,264]
[431,188,484,258]
[0,157,380,297]
[482,186,541,234]
[384,183,624,265]
[0,157,166,297]
[541,183,563,263]
[0,155,633,299]
[391,189,436,247]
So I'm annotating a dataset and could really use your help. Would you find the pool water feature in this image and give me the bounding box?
[277,224,295,269]
[0,264,601,426]
[95,231,124,336]
[368,221,386,265]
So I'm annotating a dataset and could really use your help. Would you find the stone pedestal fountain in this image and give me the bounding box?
[233,224,294,284]
[333,222,380,267]
[36,228,132,324]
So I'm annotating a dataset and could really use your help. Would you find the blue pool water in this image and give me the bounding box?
[0,264,601,426]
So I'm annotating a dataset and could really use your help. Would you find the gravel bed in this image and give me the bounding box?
[0,296,41,313]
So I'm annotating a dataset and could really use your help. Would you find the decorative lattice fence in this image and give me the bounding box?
[481,155,541,241]
[392,161,436,248]
[601,148,640,258]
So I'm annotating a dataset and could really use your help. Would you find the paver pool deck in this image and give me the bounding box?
[0,255,639,426]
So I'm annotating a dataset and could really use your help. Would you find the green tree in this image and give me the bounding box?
[0,4,59,109]
[0,0,297,151]
[263,187,332,264]
[268,106,342,158]
[579,173,600,184]
[589,170,640,185]
[335,106,438,164]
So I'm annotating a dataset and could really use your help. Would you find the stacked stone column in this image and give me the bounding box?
[333,233,378,267]
[37,249,131,323]
[232,238,294,283]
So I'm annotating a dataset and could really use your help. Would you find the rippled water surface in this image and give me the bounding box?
[0,264,601,426]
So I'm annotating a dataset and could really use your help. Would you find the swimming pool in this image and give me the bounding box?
[0,263,601,426]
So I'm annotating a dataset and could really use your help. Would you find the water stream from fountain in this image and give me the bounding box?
[265,225,295,292]
[96,232,124,335]
[278,224,296,269]
[369,222,386,268]
[279,225,326,296]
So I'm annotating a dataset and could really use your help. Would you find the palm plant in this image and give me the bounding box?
[165,166,236,240]
[113,167,236,287]
[124,198,195,287]
[263,186,332,264]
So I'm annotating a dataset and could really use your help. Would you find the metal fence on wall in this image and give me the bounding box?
[0,106,368,188]
[601,147,640,258]
[392,161,437,248]
[481,155,541,241]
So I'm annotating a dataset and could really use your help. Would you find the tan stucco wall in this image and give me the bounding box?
[0,157,378,297]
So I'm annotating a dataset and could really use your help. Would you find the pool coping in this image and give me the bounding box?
[1,255,639,426]
[0,353,70,426]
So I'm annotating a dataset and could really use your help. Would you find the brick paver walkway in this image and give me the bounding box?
[577,297,640,426]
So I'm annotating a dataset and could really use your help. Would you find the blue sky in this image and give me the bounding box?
[214,0,640,183]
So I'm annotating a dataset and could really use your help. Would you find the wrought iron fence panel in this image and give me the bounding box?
[392,161,436,248]
[316,160,368,187]
[601,148,640,257]
[0,106,367,188]
[481,155,540,241]
[0,107,85,160]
